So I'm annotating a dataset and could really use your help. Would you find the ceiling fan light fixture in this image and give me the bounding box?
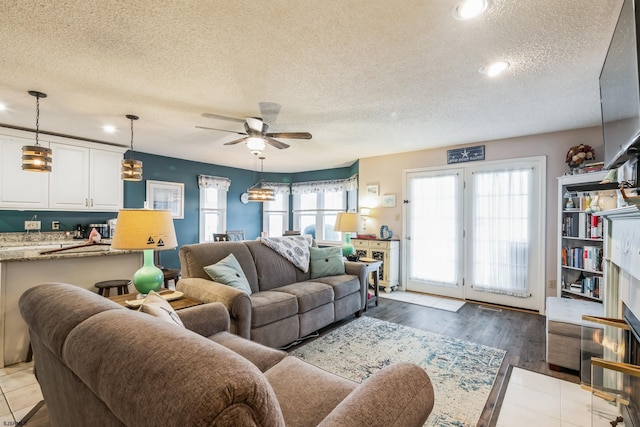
[479,61,509,77]
[22,90,52,172]
[121,114,143,181]
[452,0,487,20]
[246,136,266,154]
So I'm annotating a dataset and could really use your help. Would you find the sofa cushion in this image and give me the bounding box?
[245,241,304,291]
[251,291,298,328]
[309,246,345,279]
[312,275,360,300]
[138,291,185,328]
[204,253,252,295]
[273,282,334,313]
[210,331,287,372]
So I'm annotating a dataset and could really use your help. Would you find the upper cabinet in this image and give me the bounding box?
[0,137,49,209]
[0,132,124,212]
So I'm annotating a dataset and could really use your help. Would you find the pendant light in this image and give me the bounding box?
[121,114,143,181]
[248,156,275,202]
[22,91,52,172]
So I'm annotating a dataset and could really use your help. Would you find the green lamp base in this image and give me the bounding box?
[133,249,163,296]
[342,233,355,257]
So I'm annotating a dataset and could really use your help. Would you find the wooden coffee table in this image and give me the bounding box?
[108,289,203,310]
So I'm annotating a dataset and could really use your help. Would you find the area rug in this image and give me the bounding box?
[377,291,465,312]
[289,316,505,427]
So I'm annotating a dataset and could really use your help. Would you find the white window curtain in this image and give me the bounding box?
[471,168,532,297]
[198,175,230,242]
[291,174,358,194]
[198,175,231,190]
[263,182,291,194]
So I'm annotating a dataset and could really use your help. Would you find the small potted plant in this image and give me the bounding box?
[566,144,595,172]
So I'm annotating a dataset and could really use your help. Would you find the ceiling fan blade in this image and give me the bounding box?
[223,137,248,146]
[264,137,290,150]
[195,125,247,136]
[245,117,264,133]
[258,102,281,125]
[265,132,312,140]
[202,113,245,123]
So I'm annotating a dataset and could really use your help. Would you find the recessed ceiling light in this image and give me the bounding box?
[452,0,488,20]
[103,124,117,133]
[479,61,510,77]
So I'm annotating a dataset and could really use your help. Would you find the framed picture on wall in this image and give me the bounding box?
[382,194,396,207]
[366,184,379,196]
[146,180,184,219]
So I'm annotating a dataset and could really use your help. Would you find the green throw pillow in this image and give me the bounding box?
[203,253,252,295]
[309,246,345,279]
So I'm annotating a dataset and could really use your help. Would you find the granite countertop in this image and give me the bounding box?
[0,232,137,262]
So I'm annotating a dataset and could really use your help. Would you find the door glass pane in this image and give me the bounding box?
[410,173,458,286]
[471,169,530,296]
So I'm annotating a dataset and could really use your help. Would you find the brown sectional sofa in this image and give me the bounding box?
[177,240,368,348]
[20,283,435,427]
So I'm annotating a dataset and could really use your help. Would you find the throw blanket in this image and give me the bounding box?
[260,235,313,272]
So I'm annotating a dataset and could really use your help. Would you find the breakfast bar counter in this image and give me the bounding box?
[0,240,142,367]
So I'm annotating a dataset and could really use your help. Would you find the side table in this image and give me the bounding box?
[360,260,382,310]
[108,289,203,311]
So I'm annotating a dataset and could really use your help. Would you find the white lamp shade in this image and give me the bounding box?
[111,209,177,250]
[334,212,360,232]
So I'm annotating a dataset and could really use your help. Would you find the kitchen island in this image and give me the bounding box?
[0,240,142,367]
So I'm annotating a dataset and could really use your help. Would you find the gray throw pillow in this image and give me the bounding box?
[203,253,252,294]
[309,246,345,279]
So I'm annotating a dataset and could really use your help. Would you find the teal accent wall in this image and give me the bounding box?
[0,152,359,271]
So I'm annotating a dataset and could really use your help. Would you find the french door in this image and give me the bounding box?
[404,157,545,311]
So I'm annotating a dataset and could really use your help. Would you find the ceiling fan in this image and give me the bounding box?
[196,103,312,154]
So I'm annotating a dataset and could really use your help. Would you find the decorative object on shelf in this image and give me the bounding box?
[121,114,143,181]
[146,180,185,219]
[565,197,575,209]
[600,168,617,184]
[248,156,275,202]
[22,90,52,172]
[565,144,595,172]
[111,209,178,296]
[380,225,393,239]
[334,212,360,256]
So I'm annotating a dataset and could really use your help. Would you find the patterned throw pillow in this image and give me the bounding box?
[309,246,345,279]
[138,291,185,328]
[203,253,252,294]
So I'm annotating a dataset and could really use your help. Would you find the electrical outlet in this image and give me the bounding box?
[24,221,41,231]
[52,221,60,230]
[549,279,557,289]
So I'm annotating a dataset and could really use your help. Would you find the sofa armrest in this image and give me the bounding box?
[344,261,368,310]
[318,362,434,427]
[178,302,230,337]
[176,278,252,339]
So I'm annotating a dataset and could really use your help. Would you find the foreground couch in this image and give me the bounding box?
[177,239,368,348]
[20,283,434,427]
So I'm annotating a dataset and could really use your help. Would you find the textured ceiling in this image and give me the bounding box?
[0,1,623,172]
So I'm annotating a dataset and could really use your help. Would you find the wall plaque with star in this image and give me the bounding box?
[447,145,485,164]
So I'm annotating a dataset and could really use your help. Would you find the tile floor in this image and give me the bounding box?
[377,290,466,312]
[496,367,621,427]
[0,361,42,426]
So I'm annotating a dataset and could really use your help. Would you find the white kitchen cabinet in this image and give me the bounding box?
[0,137,49,209]
[352,238,400,293]
[49,143,123,211]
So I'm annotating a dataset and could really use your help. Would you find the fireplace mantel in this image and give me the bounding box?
[596,205,640,320]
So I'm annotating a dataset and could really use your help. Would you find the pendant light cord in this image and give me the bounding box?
[34,95,40,147]
[129,117,134,156]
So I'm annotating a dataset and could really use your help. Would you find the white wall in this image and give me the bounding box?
[358,126,604,299]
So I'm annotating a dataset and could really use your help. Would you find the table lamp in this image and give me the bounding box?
[334,212,360,256]
[111,209,178,296]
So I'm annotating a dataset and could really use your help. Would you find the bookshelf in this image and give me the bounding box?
[556,170,616,303]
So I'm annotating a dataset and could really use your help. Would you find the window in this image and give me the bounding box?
[198,175,230,242]
[292,175,358,243]
[262,183,290,237]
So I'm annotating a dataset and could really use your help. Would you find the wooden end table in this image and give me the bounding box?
[108,289,203,310]
[360,260,382,310]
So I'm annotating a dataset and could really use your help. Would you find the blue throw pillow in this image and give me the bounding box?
[309,246,345,279]
[203,253,252,294]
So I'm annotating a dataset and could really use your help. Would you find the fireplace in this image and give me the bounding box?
[623,305,640,427]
